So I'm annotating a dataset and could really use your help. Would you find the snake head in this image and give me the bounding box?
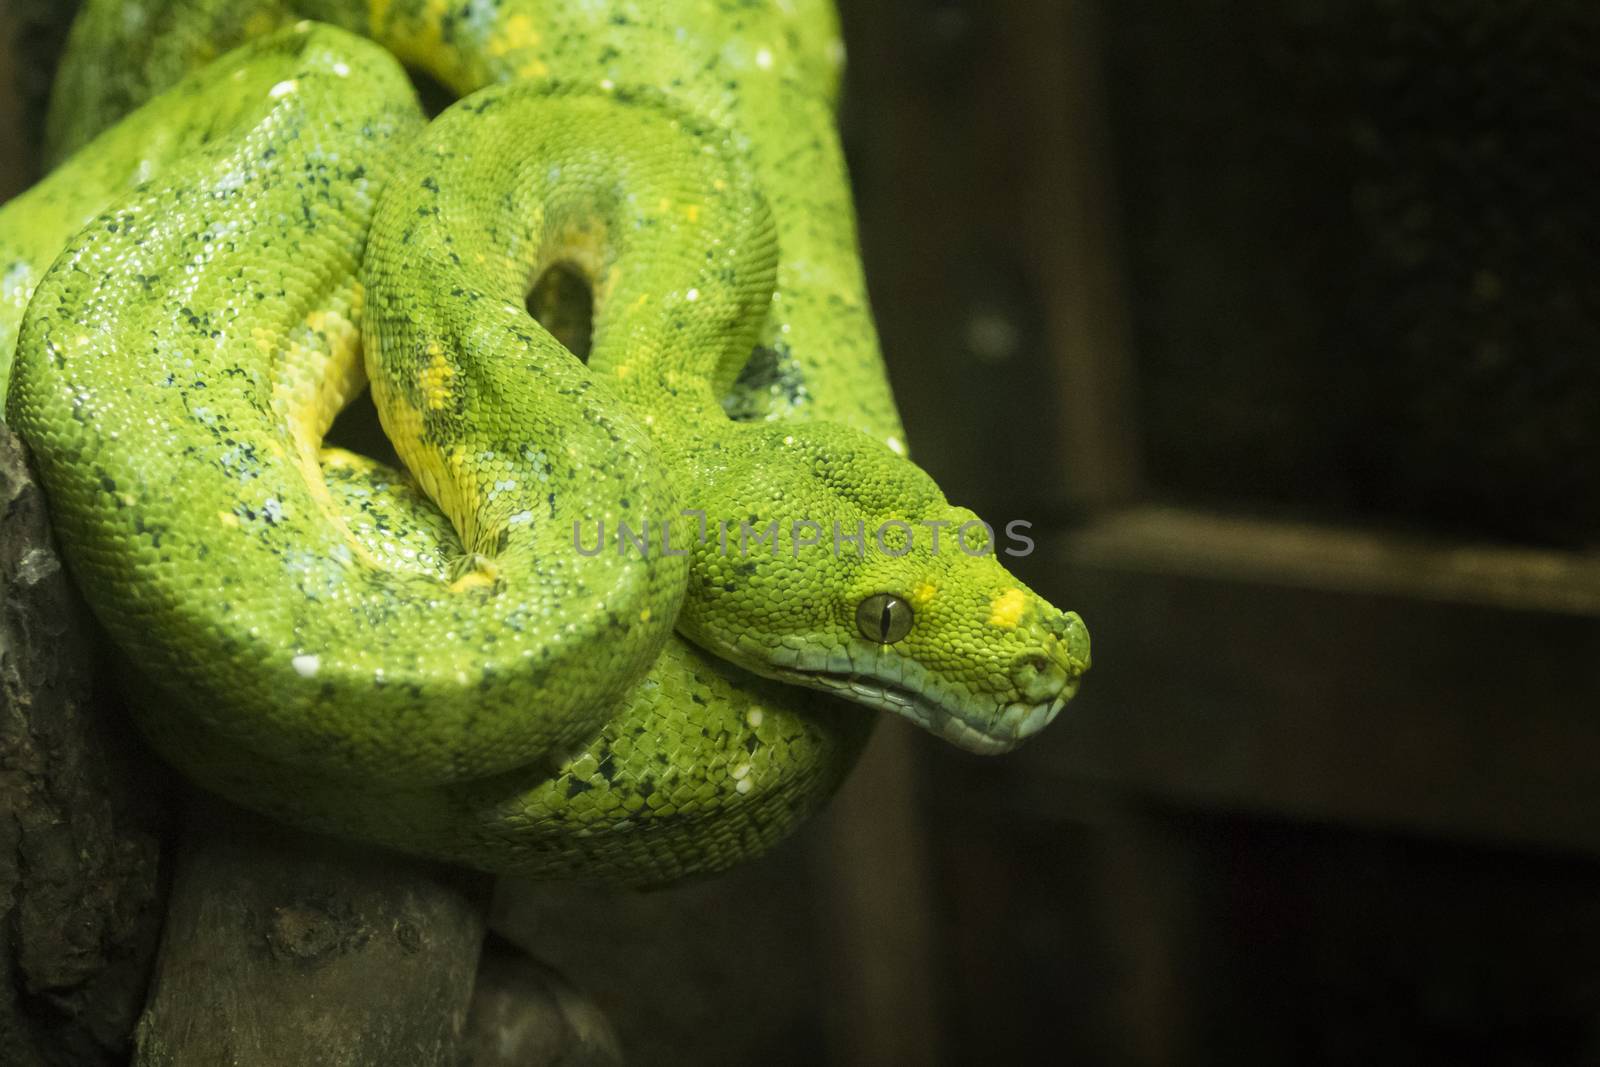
[674,422,1090,753]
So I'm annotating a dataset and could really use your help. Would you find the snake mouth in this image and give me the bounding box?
[771,667,1071,755]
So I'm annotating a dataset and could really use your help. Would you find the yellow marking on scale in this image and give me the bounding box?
[910,582,938,609]
[486,12,542,57]
[987,587,1027,629]
[450,570,496,593]
[320,447,377,472]
[419,343,454,410]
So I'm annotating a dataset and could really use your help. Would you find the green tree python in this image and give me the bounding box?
[0,1,1090,883]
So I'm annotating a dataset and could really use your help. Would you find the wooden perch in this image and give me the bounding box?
[0,426,168,1067]
[4,13,621,1061]
[132,801,626,1066]
[4,425,613,1066]
[462,935,623,1066]
[133,799,494,1066]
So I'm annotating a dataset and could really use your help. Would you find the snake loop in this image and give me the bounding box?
[0,4,1091,882]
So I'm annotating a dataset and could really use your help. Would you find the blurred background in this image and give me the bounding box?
[6,1,1600,1064]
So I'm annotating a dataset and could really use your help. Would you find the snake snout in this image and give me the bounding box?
[1011,611,1090,695]
[982,609,1090,747]
[1012,651,1069,704]
[1042,609,1092,669]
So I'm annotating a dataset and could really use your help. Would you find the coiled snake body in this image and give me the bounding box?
[0,1,1089,883]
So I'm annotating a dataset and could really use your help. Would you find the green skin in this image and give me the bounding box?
[1,4,1090,883]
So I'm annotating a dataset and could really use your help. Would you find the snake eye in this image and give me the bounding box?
[856,593,914,644]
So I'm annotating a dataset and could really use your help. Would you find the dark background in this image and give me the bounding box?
[820,2,1600,1063]
[5,1,1600,1064]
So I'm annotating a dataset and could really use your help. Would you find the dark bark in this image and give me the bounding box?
[0,424,552,1067]
[0,426,170,1067]
[133,799,494,1066]
[461,935,622,1067]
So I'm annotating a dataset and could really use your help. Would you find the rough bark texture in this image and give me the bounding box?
[1,414,606,1067]
[0,300,577,1067]
[133,799,494,1066]
[462,936,623,1067]
[0,426,170,1067]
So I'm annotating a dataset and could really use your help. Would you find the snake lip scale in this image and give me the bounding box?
[765,667,1072,756]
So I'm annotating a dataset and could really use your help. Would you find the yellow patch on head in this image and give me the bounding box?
[218,511,239,528]
[910,582,938,608]
[987,588,1027,630]
[419,343,454,410]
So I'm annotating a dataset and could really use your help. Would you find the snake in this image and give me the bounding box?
[0,1,1090,884]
